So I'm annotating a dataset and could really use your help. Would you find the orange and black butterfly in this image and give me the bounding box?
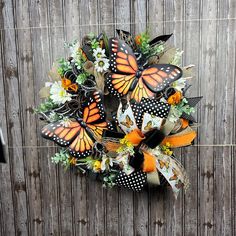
[106,38,182,102]
[41,91,108,158]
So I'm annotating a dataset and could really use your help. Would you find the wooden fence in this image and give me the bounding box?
[0,0,235,235]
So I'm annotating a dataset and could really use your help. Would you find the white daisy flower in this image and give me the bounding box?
[172,77,187,91]
[93,47,106,59]
[94,58,109,73]
[101,155,113,171]
[50,81,72,105]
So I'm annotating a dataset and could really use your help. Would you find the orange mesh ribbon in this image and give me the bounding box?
[162,127,196,148]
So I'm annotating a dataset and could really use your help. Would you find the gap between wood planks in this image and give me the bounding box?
[4,144,236,149]
[1,17,236,30]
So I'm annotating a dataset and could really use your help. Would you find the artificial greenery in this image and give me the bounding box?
[57,58,72,76]
[35,98,57,113]
[76,72,89,84]
[51,149,71,168]
[102,171,119,188]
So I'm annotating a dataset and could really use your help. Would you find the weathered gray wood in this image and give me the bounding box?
[14,0,44,235]
[213,0,234,235]
[0,30,16,236]
[163,1,185,236]
[198,0,218,235]
[228,1,236,236]
[28,0,60,235]
[131,0,147,34]
[47,1,75,236]
[0,1,236,235]
[182,0,201,235]
[1,0,29,235]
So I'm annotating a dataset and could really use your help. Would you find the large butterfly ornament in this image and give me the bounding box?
[106,38,183,102]
[41,91,108,158]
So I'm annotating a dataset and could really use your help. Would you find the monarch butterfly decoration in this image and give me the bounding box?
[106,38,182,102]
[169,168,180,181]
[158,159,170,170]
[41,91,109,158]
[144,120,153,131]
[120,115,134,128]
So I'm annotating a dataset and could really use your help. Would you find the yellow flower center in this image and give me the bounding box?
[59,89,66,97]
[93,160,101,171]
[98,61,105,67]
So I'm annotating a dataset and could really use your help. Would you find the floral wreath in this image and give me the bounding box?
[36,29,202,198]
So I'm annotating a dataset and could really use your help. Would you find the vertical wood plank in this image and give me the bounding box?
[14,0,45,234]
[228,1,236,235]
[28,0,61,235]
[47,1,74,235]
[214,0,234,235]
[1,0,29,235]
[147,0,164,38]
[130,0,147,34]
[182,1,201,235]
[0,30,16,236]
[198,0,218,235]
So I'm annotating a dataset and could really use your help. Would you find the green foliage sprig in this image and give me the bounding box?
[35,98,57,113]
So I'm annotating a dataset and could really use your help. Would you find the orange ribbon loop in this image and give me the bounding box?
[142,151,156,173]
[162,127,196,148]
[125,129,145,146]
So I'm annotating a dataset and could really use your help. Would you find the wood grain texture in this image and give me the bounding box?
[0,29,16,236]
[0,0,236,235]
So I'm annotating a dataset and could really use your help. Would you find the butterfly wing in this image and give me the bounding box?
[141,64,182,93]
[41,120,81,147]
[68,128,95,158]
[130,78,156,102]
[109,38,138,74]
[69,91,109,157]
[106,38,138,98]
[41,116,93,158]
[116,29,136,49]
[83,91,108,139]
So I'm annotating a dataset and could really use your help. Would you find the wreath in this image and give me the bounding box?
[36,29,202,198]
